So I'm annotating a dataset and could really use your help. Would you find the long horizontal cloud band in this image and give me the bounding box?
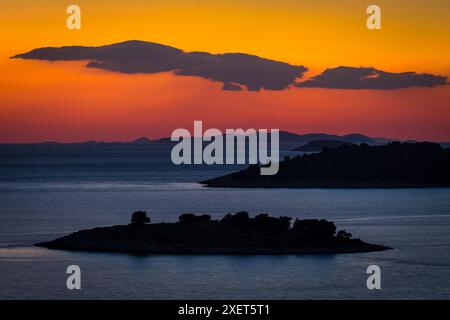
[12,40,447,91]
[11,40,306,91]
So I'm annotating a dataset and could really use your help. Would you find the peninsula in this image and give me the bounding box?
[202,142,450,188]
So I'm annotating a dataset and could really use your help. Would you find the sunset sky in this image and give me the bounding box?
[1,0,449,142]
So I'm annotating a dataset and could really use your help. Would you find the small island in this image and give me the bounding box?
[36,211,389,255]
[202,142,450,188]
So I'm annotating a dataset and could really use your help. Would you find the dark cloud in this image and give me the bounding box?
[296,66,447,89]
[12,43,447,91]
[11,40,307,91]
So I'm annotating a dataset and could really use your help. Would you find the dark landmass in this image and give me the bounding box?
[36,212,389,255]
[0,131,382,146]
[292,139,354,152]
[0,131,393,155]
[279,132,382,148]
[202,142,450,188]
[1,132,448,158]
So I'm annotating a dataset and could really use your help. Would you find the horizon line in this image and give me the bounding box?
[1,130,449,145]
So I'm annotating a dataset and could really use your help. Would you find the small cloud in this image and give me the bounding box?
[296,66,447,89]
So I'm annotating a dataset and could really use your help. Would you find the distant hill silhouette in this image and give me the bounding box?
[132,137,153,144]
[1,133,449,158]
[339,133,376,144]
[278,131,379,146]
[292,139,354,152]
[0,131,385,149]
[202,142,450,188]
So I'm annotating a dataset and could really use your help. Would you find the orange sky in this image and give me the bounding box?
[1,0,449,142]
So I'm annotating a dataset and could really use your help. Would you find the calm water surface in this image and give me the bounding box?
[1,154,449,299]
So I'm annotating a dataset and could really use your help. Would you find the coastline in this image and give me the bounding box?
[201,182,450,188]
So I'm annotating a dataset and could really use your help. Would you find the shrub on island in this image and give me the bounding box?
[130,210,354,242]
[293,219,336,239]
[221,211,250,226]
[254,213,292,230]
[130,211,151,225]
[336,230,353,240]
[220,212,292,231]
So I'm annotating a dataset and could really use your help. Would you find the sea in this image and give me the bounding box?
[0,146,449,299]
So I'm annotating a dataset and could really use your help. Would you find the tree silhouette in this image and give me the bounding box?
[130,211,151,225]
[293,219,336,239]
[337,230,352,239]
